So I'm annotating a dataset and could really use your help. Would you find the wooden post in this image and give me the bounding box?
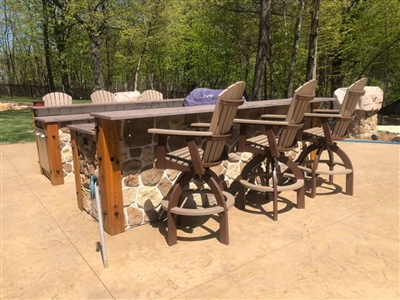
[45,123,64,185]
[31,109,44,175]
[310,102,320,163]
[95,118,125,235]
[70,130,83,210]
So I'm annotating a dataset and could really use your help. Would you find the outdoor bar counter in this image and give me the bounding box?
[70,97,334,236]
[31,99,184,185]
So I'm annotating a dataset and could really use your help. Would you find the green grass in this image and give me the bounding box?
[0,97,91,144]
[0,108,35,144]
[0,97,91,105]
[0,97,35,104]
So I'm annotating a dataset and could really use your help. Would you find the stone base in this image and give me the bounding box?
[348,111,379,139]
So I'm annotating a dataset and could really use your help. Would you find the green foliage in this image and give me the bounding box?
[339,0,400,102]
[0,98,91,104]
[1,0,400,102]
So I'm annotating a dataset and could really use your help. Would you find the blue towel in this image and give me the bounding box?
[90,175,97,200]
[183,88,224,107]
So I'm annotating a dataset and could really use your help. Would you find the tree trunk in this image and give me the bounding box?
[53,19,71,94]
[306,0,320,81]
[2,3,14,95]
[50,0,73,94]
[287,0,305,97]
[331,0,362,93]
[104,33,115,90]
[133,21,152,91]
[266,0,274,99]
[133,36,147,91]
[88,29,104,90]
[59,52,71,94]
[253,0,271,101]
[42,0,55,92]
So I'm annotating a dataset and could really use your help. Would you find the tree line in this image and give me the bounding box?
[1,0,399,104]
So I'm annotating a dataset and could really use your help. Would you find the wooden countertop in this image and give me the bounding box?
[68,123,96,135]
[90,98,334,121]
[33,97,334,123]
[35,114,93,123]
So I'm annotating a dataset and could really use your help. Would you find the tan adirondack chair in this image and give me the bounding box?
[90,90,116,103]
[42,92,72,106]
[234,79,317,221]
[296,78,367,198]
[148,81,245,246]
[141,89,163,101]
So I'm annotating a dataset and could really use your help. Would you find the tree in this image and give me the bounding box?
[1,0,16,92]
[253,0,272,100]
[1,0,46,88]
[340,0,400,104]
[306,0,320,82]
[1,0,400,104]
[287,0,305,97]
[41,0,55,91]
[52,0,110,90]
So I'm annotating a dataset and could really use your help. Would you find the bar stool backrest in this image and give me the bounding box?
[90,90,116,103]
[42,92,72,106]
[332,78,367,139]
[141,90,163,101]
[278,79,317,149]
[202,81,246,164]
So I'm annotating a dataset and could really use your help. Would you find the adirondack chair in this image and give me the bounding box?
[296,78,367,198]
[42,92,72,106]
[90,90,116,103]
[234,79,317,221]
[148,81,246,246]
[141,89,163,101]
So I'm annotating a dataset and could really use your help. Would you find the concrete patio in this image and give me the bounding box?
[1,141,399,299]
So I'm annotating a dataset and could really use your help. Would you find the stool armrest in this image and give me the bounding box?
[260,114,286,119]
[304,112,343,118]
[234,118,289,126]
[148,128,213,137]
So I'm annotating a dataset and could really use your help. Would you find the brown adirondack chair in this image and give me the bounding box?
[90,90,116,103]
[296,78,367,198]
[148,81,245,246]
[234,79,317,221]
[141,90,163,101]
[42,92,72,106]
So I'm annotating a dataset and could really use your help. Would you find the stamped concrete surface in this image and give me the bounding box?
[1,141,399,299]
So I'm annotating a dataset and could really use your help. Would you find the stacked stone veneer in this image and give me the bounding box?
[333,86,383,139]
[75,105,295,231]
[347,111,379,139]
[59,127,74,176]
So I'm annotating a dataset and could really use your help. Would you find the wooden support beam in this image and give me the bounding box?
[310,102,320,164]
[45,123,64,185]
[31,111,44,175]
[70,130,83,210]
[95,118,125,235]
